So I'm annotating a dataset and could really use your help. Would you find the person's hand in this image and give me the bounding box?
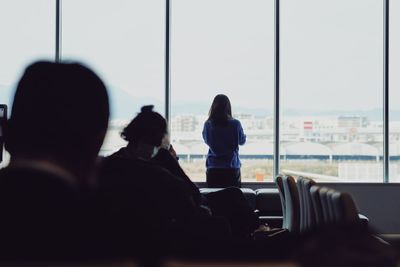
[169,144,177,159]
[161,134,171,150]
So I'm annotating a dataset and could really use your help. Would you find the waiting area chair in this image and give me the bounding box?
[275,175,368,234]
[282,176,300,233]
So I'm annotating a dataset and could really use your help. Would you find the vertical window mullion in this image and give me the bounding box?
[384,0,389,183]
[55,0,61,62]
[274,0,280,178]
[165,0,171,123]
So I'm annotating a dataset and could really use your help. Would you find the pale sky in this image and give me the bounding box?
[1,0,399,114]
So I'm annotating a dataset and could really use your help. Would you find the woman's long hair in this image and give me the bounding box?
[208,94,232,125]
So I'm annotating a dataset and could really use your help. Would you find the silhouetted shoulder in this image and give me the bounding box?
[0,166,80,204]
[230,119,242,125]
[203,120,212,127]
[0,166,93,259]
[97,152,198,222]
[100,150,189,187]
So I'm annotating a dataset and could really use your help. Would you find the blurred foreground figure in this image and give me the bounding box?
[0,61,109,259]
[295,225,397,267]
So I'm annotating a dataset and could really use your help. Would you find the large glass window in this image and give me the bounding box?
[0,0,55,167]
[171,0,275,182]
[280,0,384,182]
[389,0,400,182]
[62,0,165,156]
[2,1,398,183]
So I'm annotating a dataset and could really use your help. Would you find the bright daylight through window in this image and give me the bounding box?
[0,0,55,167]
[171,0,275,182]
[62,0,165,156]
[280,0,384,182]
[390,0,400,181]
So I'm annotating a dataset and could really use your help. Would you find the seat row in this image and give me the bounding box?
[276,175,368,233]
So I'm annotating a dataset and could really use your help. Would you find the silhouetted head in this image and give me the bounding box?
[122,105,167,148]
[208,94,232,125]
[5,61,109,182]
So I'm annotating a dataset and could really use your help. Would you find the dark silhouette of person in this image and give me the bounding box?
[203,94,246,188]
[98,105,258,250]
[153,143,260,240]
[97,106,217,255]
[0,61,109,259]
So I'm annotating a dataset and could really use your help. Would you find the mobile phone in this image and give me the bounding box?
[0,105,8,163]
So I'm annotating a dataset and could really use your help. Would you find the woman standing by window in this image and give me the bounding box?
[202,94,246,188]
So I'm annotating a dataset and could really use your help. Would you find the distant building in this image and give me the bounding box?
[234,113,252,120]
[171,115,198,132]
[234,113,254,129]
[337,115,368,128]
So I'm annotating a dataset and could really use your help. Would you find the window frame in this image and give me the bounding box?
[54,0,391,183]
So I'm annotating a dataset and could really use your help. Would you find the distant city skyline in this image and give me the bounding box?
[3,82,400,122]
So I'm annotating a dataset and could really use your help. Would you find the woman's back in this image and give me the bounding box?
[203,94,245,187]
[202,118,246,169]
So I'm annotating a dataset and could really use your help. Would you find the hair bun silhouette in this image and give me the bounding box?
[121,104,166,146]
[141,105,154,113]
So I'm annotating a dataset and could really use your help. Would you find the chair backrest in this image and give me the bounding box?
[310,185,323,227]
[296,176,306,232]
[326,189,338,223]
[275,175,286,228]
[331,191,360,224]
[282,175,300,233]
[319,187,336,225]
[302,177,316,231]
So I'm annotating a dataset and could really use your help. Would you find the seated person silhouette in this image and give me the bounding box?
[98,106,214,249]
[153,134,259,239]
[98,106,258,246]
[0,61,109,259]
